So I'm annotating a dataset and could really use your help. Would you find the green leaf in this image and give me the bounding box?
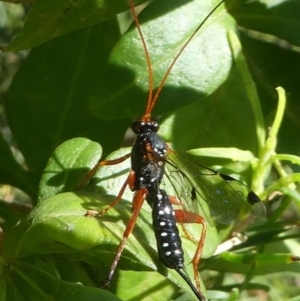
[187,147,255,161]
[90,0,236,119]
[38,138,102,201]
[159,62,260,157]
[114,270,179,301]
[3,192,125,259]
[5,264,121,301]
[6,19,128,194]
[2,189,208,300]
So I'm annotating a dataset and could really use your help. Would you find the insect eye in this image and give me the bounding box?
[131,120,145,134]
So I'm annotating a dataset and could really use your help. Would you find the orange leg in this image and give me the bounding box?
[168,195,198,243]
[85,174,129,217]
[174,209,207,295]
[86,170,137,217]
[77,153,131,189]
[80,152,145,285]
[103,188,148,287]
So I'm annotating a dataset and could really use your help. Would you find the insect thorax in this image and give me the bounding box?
[131,119,168,191]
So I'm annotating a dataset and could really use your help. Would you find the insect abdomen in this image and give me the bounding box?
[147,189,184,269]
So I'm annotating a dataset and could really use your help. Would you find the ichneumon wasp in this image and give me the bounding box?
[78,0,265,300]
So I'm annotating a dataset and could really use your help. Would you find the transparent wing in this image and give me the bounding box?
[165,151,265,227]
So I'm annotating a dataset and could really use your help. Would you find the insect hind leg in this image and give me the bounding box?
[174,209,207,297]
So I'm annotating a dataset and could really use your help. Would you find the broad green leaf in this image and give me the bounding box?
[6,19,128,191]
[2,190,209,300]
[38,138,102,201]
[159,63,260,156]
[3,192,131,259]
[90,0,236,119]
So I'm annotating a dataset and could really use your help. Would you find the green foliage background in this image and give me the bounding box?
[0,0,300,300]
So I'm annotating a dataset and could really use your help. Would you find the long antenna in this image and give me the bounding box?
[149,0,225,114]
[129,0,225,120]
[129,0,153,121]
